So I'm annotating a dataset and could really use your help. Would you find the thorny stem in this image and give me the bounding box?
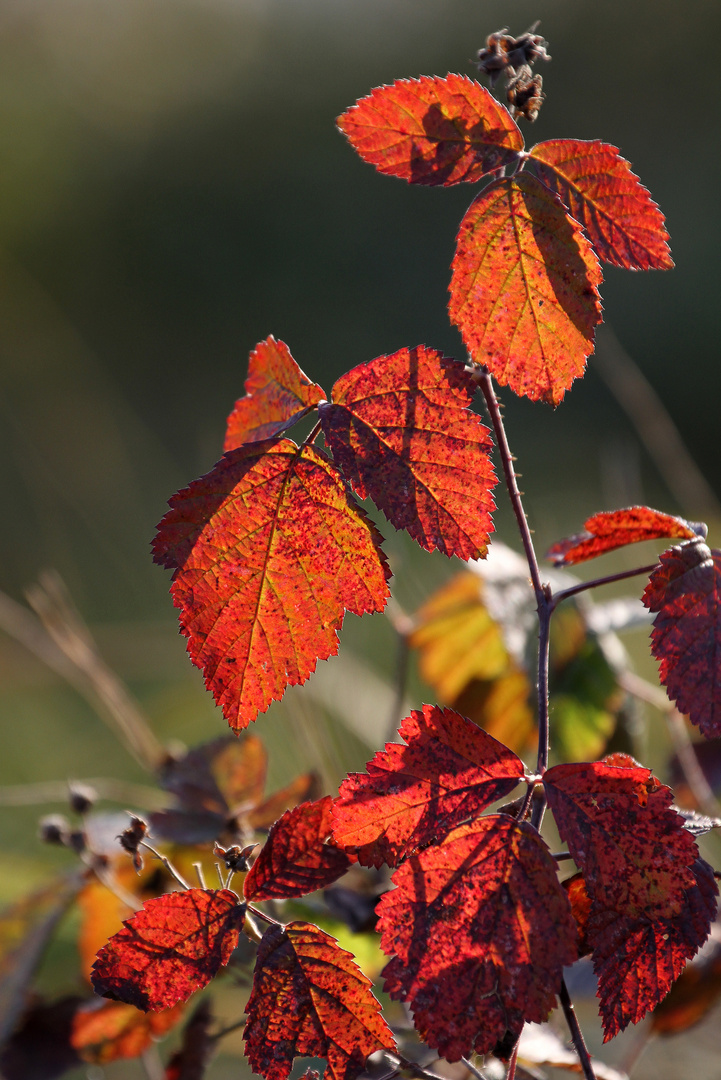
[247,903,282,927]
[560,979,597,1080]
[505,1041,519,1080]
[303,418,324,447]
[550,562,659,610]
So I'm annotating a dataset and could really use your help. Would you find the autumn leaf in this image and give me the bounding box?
[244,797,351,900]
[377,815,577,1060]
[449,172,603,406]
[652,939,721,1036]
[642,538,721,738]
[318,346,496,560]
[153,439,390,731]
[453,668,535,754]
[547,506,701,566]
[0,874,83,1045]
[530,139,673,270]
[91,889,246,1011]
[71,999,184,1064]
[332,705,525,867]
[244,921,395,1080]
[543,761,698,918]
[337,75,523,186]
[224,337,325,451]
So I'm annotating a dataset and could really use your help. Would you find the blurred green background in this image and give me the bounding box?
[0,0,720,1075]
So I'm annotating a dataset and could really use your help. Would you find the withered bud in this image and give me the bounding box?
[507,72,545,122]
[118,814,149,874]
[68,782,98,816]
[476,26,550,87]
[214,841,258,873]
[66,829,87,855]
[38,814,69,845]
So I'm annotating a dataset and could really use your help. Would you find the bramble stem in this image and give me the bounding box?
[505,1041,519,1080]
[550,562,659,609]
[139,841,190,890]
[560,979,597,1080]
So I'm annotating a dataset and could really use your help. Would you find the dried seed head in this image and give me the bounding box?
[507,72,545,122]
[38,814,69,845]
[214,841,258,873]
[118,814,149,873]
[68,781,98,816]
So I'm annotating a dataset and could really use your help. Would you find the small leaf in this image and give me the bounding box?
[544,761,698,918]
[319,346,496,560]
[530,139,673,270]
[643,538,721,738]
[71,999,184,1064]
[244,797,351,900]
[224,337,325,451]
[244,921,395,1080]
[153,440,390,731]
[159,734,268,814]
[337,75,523,186]
[449,172,603,406]
[91,889,246,1011]
[377,816,578,1061]
[547,506,701,566]
[332,705,525,867]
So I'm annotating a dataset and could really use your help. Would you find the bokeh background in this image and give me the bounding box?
[1,1,720,1076]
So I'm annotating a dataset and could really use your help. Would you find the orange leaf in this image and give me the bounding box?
[530,139,673,270]
[547,506,700,565]
[643,538,721,738]
[91,889,246,1011]
[319,346,496,559]
[153,439,390,731]
[71,999,184,1063]
[224,337,325,451]
[337,75,523,186]
[244,921,395,1080]
[449,172,603,405]
[377,816,578,1060]
[243,797,350,900]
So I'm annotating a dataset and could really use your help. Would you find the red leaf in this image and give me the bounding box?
[543,761,698,918]
[377,816,578,1061]
[91,889,245,1011]
[548,506,701,566]
[224,337,325,451]
[652,939,721,1036]
[153,440,390,731]
[569,861,717,1040]
[449,172,603,406]
[244,921,395,1080]
[71,999,184,1063]
[642,538,721,737]
[244,797,351,900]
[337,75,523,186]
[332,705,525,867]
[318,346,496,559]
[530,139,673,270]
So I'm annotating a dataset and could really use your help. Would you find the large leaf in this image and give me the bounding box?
[548,506,700,565]
[332,705,525,867]
[642,538,721,738]
[337,74,523,186]
[153,439,390,731]
[449,172,603,405]
[319,346,496,559]
[377,816,577,1060]
[543,761,698,918]
[244,921,395,1080]
[530,139,673,270]
[243,797,351,900]
[224,337,325,451]
[91,889,246,1011]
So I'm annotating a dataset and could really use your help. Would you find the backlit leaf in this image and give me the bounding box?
[159,734,268,814]
[71,999,184,1064]
[244,921,395,1080]
[332,705,525,867]
[449,172,603,405]
[224,337,325,451]
[642,538,721,738]
[543,761,698,918]
[153,439,390,731]
[453,668,535,754]
[91,889,246,1011]
[337,75,523,186]
[548,506,700,566]
[319,346,496,559]
[244,797,351,900]
[377,816,577,1060]
[530,139,673,270]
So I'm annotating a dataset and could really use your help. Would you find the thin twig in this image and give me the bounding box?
[462,1055,490,1080]
[0,777,167,808]
[193,862,207,889]
[550,563,659,610]
[139,841,190,890]
[140,1045,166,1080]
[506,1041,519,1080]
[211,1017,247,1042]
[385,629,410,743]
[559,978,597,1080]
